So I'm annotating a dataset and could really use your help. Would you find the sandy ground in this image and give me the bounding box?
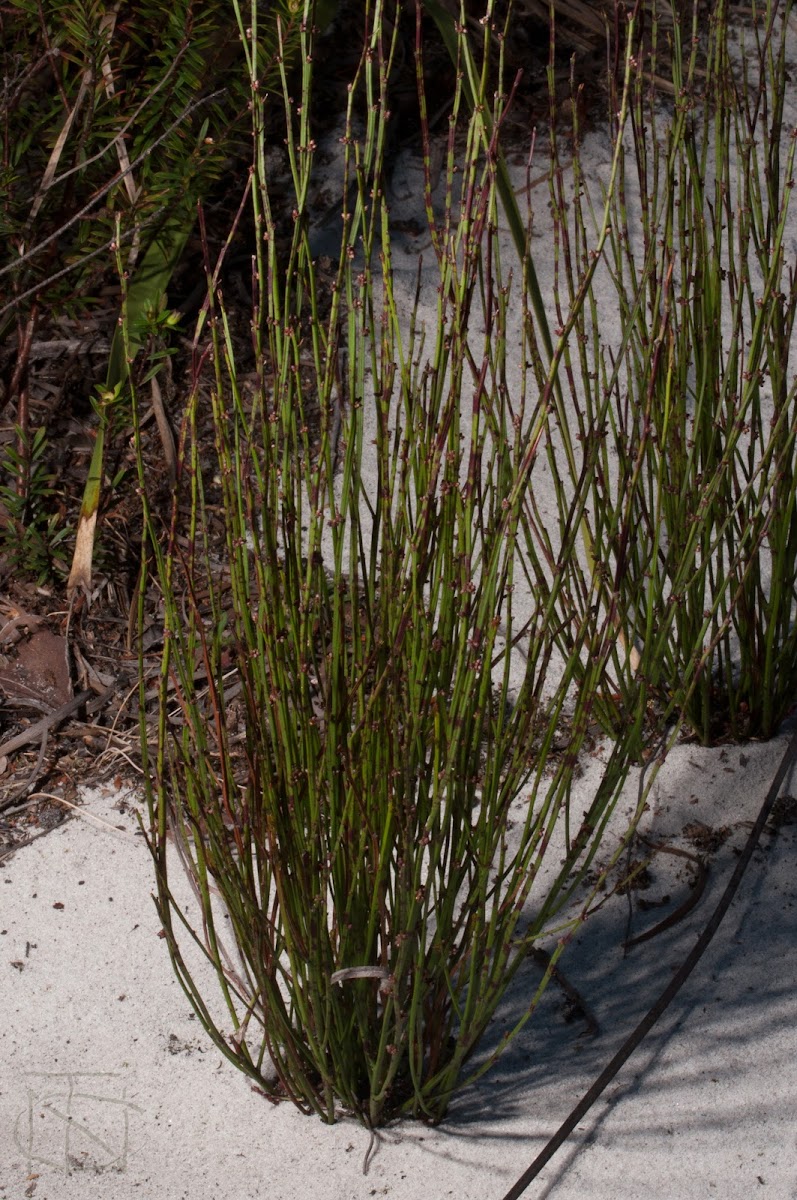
[0,733,795,1199]
[3,17,797,1200]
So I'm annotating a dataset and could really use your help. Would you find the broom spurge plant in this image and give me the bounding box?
[548,0,797,741]
[135,0,791,1128]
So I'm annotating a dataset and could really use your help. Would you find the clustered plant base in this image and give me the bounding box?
[134,0,797,1128]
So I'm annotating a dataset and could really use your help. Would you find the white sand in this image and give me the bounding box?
[1,733,795,1198]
